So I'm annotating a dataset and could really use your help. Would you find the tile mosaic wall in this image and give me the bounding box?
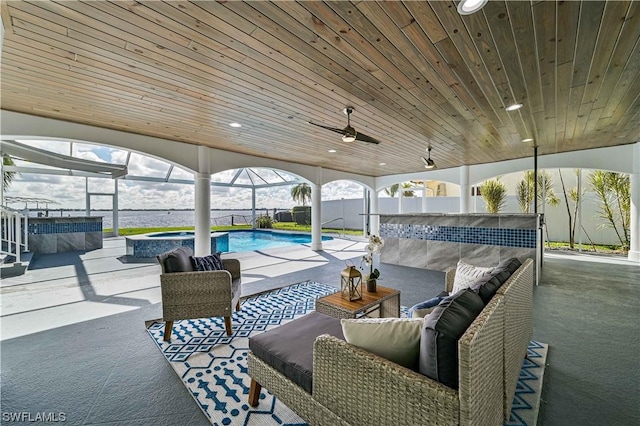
[379,214,538,273]
[27,218,103,253]
[28,221,103,234]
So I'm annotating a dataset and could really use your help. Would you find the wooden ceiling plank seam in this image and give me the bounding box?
[482,1,536,140]
[570,1,607,89]
[352,0,482,143]
[374,1,476,117]
[1,0,15,35]
[608,73,640,128]
[252,2,464,146]
[600,40,640,120]
[592,1,640,112]
[429,0,513,130]
[402,1,449,44]
[580,1,632,106]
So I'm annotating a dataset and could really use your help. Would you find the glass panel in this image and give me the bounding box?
[126,153,171,178]
[168,166,193,181]
[322,180,364,200]
[211,169,238,184]
[72,143,128,164]
[15,139,71,155]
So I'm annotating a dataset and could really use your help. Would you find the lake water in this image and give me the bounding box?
[31,209,282,229]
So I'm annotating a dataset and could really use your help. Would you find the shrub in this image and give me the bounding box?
[255,214,273,229]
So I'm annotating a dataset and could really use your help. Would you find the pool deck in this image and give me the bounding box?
[0,235,369,340]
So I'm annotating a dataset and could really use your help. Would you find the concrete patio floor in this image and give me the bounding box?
[1,237,638,425]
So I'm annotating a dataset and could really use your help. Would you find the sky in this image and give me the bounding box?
[3,140,371,210]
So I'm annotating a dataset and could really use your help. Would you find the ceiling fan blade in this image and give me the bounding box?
[421,156,429,165]
[308,121,347,135]
[354,132,381,145]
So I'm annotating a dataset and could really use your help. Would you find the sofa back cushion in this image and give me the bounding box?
[470,257,522,304]
[157,246,194,273]
[419,289,485,389]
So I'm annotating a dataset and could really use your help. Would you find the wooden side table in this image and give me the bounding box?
[315,285,400,319]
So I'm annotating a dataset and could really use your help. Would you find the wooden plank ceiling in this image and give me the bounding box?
[1,1,639,177]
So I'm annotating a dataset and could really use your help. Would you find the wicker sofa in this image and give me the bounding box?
[247,258,534,426]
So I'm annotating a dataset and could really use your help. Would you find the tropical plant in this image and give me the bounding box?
[2,153,19,191]
[290,183,311,206]
[516,170,560,213]
[384,182,415,198]
[255,214,273,229]
[589,171,630,252]
[480,177,507,213]
[558,169,585,249]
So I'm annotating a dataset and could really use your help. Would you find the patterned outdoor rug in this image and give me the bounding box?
[146,281,548,426]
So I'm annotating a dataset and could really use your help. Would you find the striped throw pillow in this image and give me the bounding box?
[451,260,493,295]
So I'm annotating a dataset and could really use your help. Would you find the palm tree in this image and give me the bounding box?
[384,182,415,197]
[290,183,312,206]
[384,183,400,197]
[589,171,630,252]
[2,153,19,191]
[516,170,559,213]
[480,177,507,214]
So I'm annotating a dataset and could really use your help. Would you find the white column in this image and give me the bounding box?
[362,188,368,236]
[251,187,256,229]
[460,165,470,213]
[577,169,582,252]
[113,179,119,237]
[85,177,90,216]
[629,143,640,262]
[398,185,403,214]
[422,180,428,213]
[371,190,380,236]
[311,182,322,251]
[194,145,211,256]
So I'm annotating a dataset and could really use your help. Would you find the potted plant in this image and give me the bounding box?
[361,234,384,292]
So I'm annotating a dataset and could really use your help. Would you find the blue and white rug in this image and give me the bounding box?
[146,281,547,426]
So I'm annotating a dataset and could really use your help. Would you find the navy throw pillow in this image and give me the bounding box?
[418,289,485,389]
[190,253,224,271]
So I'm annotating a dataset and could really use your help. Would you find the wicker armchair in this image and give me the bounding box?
[157,247,242,341]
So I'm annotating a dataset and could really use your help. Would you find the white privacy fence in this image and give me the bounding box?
[321,194,624,246]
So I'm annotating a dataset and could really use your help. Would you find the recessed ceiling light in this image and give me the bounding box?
[457,0,488,15]
[328,149,337,153]
[522,138,534,142]
[229,122,242,128]
[506,103,523,111]
[379,162,386,166]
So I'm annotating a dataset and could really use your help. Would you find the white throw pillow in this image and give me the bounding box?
[341,317,424,369]
[451,260,494,295]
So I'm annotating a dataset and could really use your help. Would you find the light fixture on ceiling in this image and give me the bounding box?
[229,122,242,128]
[379,162,386,166]
[506,103,523,111]
[457,0,488,15]
[421,147,436,169]
[522,138,534,143]
[341,133,356,143]
[328,149,337,153]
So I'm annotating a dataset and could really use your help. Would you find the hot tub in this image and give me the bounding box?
[125,231,229,258]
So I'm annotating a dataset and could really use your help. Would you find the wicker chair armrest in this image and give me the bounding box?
[445,267,456,293]
[313,335,459,426]
[222,258,241,280]
[160,270,233,302]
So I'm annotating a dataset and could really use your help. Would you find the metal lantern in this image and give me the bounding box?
[340,265,362,301]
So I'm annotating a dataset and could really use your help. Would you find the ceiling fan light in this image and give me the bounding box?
[506,103,523,111]
[457,0,488,15]
[342,134,356,143]
[425,159,436,169]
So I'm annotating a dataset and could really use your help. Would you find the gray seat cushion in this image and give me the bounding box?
[249,311,344,394]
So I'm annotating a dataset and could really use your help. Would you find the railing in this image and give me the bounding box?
[212,214,253,227]
[1,206,29,263]
[321,217,345,237]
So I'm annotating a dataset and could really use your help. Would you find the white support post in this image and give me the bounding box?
[371,190,380,236]
[85,177,90,216]
[251,187,256,229]
[422,180,428,213]
[460,166,470,213]
[311,182,322,251]
[362,188,368,237]
[398,185,403,214]
[194,146,211,256]
[113,179,119,237]
[629,143,640,262]
[577,169,582,252]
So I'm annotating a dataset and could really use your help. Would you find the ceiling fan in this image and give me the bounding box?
[308,107,381,144]
[422,146,436,169]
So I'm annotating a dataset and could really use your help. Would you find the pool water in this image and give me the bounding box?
[146,230,332,253]
[228,230,332,252]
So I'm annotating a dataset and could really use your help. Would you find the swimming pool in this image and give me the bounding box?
[125,229,333,258]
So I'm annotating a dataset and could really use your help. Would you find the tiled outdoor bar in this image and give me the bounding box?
[379,213,540,272]
[27,216,103,253]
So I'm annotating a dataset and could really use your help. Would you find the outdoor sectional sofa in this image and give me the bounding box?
[247,258,534,426]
